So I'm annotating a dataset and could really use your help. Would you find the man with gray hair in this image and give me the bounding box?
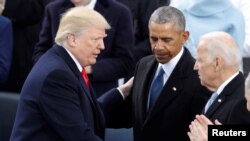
[127,6,209,141]
[10,6,133,141]
[194,31,247,120]
[188,31,250,141]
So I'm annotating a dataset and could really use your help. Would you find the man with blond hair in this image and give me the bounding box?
[33,0,134,97]
[10,7,133,141]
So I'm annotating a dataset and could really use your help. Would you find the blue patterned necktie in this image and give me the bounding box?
[204,92,218,113]
[149,67,165,110]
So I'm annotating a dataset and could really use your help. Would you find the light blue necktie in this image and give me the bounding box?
[148,67,165,110]
[204,92,218,113]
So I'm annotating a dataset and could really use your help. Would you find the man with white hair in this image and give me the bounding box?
[188,31,250,141]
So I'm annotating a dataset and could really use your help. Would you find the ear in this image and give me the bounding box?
[214,57,223,72]
[66,34,76,48]
[182,31,190,44]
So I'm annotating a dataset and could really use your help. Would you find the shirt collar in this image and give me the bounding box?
[85,0,97,9]
[158,47,184,76]
[64,47,82,72]
[216,72,239,94]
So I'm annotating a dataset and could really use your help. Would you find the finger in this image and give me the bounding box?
[187,132,195,141]
[197,114,213,125]
[214,119,222,125]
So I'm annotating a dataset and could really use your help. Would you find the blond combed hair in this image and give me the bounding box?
[55,6,110,46]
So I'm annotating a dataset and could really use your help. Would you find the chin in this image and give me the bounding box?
[90,60,97,65]
[200,81,205,86]
[247,105,250,112]
[156,58,169,64]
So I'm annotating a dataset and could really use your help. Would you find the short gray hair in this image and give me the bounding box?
[149,6,185,32]
[199,32,241,69]
[55,6,110,46]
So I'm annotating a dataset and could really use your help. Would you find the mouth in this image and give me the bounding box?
[94,51,101,57]
[155,52,171,59]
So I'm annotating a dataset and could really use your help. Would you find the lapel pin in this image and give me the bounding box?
[172,87,177,91]
[218,99,222,102]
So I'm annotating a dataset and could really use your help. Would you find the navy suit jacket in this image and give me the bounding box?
[10,45,125,141]
[131,48,209,141]
[0,16,13,83]
[33,0,134,96]
[204,72,250,124]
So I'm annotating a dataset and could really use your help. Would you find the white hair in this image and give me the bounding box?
[199,32,241,69]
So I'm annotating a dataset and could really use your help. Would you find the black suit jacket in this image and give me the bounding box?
[204,72,250,124]
[33,0,134,96]
[0,0,50,92]
[10,45,126,141]
[131,48,209,141]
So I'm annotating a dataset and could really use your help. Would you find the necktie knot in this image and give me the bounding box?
[81,67,90,89]
[204,92,218,113]
[148,67,165,110]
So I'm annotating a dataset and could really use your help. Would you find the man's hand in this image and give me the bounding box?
[188,114,222,141]
[118,77,134,98]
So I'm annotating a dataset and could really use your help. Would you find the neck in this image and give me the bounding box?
[73,0,91,7]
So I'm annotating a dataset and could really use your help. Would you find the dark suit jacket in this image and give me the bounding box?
[131,48,209,141]
[204,72,250,124]
[0,0,47,92]
[32,0,134,96]
[0,16,13,83]
[10,45,126,141]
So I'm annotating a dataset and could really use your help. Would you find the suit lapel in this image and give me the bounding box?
[147,73,184,117]
[205,73,245,117]
[54,45,105,132]
[53,45,98,110]
[145,49,191,124]
[133,56,157,125]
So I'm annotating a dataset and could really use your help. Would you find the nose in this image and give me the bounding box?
[154,39,164,49]
[193,61,198,70]
[99,39,105,50]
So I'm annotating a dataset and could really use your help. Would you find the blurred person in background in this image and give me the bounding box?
[0,0,13,83]
[231,0,250,57]
[173,0,245,59]
[0,0,54,92]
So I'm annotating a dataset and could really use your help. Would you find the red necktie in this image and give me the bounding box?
[81,68,90,89]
